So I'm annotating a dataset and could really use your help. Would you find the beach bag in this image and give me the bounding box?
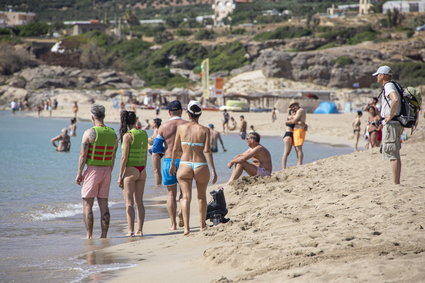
[206,188,229,225]
[383,81,421,129]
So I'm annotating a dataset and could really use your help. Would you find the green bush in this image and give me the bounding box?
[176,29,193,37]
[16,22,49,37]
[254,26,311,41]
[317,42,340,50]
[347,31,377,45]
[208,41,249,72]
[0,27,10,35]
[194,29,216,40]
[109,39,152,60]
[318,26,378,45]
[335,56,354,66]
[389,62,425,87]
[230,28,246,35]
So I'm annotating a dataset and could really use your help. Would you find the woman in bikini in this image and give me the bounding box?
[118,111,149,236]
[367,106,381,149]
[170,100,217,235]
[281,109,296,169]
[352,111,362,151]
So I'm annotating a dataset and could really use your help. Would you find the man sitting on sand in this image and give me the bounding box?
[51,128,71,152]
[227,132,272,183]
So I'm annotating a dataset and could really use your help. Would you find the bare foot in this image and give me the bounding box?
[169,225,177,231]
[135,231,143,237]
[183,229,190,236]
[126,232,135,237]
[201,226,207,231]
[178,214,184,228]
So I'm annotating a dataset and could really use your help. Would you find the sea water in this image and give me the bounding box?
[0,111,352,283]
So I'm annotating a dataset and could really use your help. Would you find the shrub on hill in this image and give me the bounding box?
[208,41,249,72]
[389,62,425,87]
[15,22,49,37]
[194,29,216,40]
[335,56,354,66]
[254,26,311,41]
[318,25,378,45]
[176,29,193,37]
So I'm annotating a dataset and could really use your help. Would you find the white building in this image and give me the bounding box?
[383,0,425,13]
[212,0,236,26]
[0,10,35,27]
[359,0,373,15]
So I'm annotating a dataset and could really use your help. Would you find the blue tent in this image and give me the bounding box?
[313,102,339,114]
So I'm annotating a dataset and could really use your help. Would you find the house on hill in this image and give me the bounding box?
[0,10,35,27]
[382,0,425,13]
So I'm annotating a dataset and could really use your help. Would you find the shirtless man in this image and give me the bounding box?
[239,115,247,140]
[75,104,118,239]
[208,124,227,153]
[227,132,272,183]
[51,128,71,152]
[152,100,188,230]
[285,102,307,166]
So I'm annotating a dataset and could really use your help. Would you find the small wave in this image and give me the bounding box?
[69,262,137,283]
[31,201,119,221]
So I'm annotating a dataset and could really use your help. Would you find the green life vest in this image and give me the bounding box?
[124,128,148,167]
[87,126,116,166]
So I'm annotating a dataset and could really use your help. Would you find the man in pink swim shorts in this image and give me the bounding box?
[227,132,272,184]
[75,104,117,239]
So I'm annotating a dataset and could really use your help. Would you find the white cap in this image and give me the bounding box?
[372,65,392,76]
[187,100,202,115]
[61,128,68,134]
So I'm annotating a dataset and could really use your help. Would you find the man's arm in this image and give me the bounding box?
[384,91,400,122]
[217,133,226,151]
[286,109,303,125]
[50,135,60,149]
[75,129,94,185]
[227,148,256,168]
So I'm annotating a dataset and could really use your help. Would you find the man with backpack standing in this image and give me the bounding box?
[373,65,404,185]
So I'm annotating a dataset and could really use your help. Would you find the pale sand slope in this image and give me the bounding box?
[31,100,364,146]
[101,129,425,283]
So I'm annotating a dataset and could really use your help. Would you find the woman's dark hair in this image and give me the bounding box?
[188,104,202,119]
[357,110,363,116]
[153,118,162,128]
[119,111,137,143]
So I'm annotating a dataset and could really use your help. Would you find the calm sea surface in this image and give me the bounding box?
[0,110,352,283]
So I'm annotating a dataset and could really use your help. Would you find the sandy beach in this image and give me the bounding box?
[29,101,425,282]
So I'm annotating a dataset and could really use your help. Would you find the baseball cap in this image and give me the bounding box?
[61,128,68,134]
[187,100,202,115]
[208,123,214,128]
[372,65,392,76]
[167,100,182,111]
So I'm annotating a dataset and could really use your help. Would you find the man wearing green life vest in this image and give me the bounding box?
[118,111,149,237]
[75,104,118,239]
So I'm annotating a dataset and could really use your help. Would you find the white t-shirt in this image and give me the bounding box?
[380,82,401,119]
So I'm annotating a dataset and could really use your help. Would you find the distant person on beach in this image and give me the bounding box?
[222,109,230,133]
[239,115,247,140]
[149,118,163,187]
[69,118,77,136]
[50,128,71,152]
[271,107,277,123]
[75,104,118,239]
[373,65,404,184]
[10,100,17,114]
[143,119,150,130]
[249,125,256,133]
[228,116,237,131]
[285,102,307,166]
[152,100,188,230]
[118,111,149,237]
[73,101,79,118]
[352,111,362,151]
[208,124,227,153]
[282,109,296,169]
[53,99,58,110]
[170,101,217,235]
[366,106,381,149]
[155,105,160,116]
[227,132,272,183]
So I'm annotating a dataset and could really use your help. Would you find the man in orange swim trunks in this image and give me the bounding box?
[285,102,307,166]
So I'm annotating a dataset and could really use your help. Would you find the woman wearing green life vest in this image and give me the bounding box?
[118,111,149,237]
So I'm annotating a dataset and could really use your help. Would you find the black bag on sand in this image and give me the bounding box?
[206,188,230,225]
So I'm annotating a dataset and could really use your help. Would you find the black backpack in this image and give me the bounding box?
[382,81,421,129]
[206,188,229,225]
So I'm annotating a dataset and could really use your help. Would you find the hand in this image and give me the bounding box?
[75,174,83,185]
[211,170,217,184]
[384,116,390,123]
[118,178,124,189]
[169,164,176,176]
[227,162,233,168]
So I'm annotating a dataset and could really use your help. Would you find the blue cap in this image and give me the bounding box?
[167,100,182,111]
[208,123,214,128]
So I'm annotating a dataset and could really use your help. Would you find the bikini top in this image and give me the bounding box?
[287,123,295,129]
[181,141,204,147]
